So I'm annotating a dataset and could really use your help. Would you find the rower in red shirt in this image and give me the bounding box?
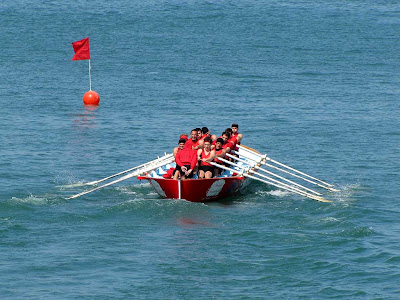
[199,127,217,143]
[173,138,198,180]
[199,127,210,141]
[196,128,202,140]
[213,138,227,177]
[184,129,204,150]
[230,123,243,150]
[173,134,188,157]
[226,128,238,151]
[197,137,215,179]
[221,131,234,154]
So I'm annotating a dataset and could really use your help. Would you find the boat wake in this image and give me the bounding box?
[53,171,88,189]
[331,183,364,203]
[254,187,292,198]
[7,194,64,206]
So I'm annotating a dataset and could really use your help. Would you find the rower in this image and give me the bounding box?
[221,131,234,154]
[231,123,243,146]
[225,127,238,151]
[225,127,233,136]
[213,138,227,177]
[185,129,203,150]
[199,127,217,142]
[197,137,215,179]
[173,139,198,180]
[200,127,210,141]
[173,134,189,157]
[196,128,202,140]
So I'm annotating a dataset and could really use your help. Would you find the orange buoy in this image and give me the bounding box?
[83,90,100,105]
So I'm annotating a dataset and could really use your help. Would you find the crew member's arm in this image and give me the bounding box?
[189,151,198,172]
[197,149,202,161]
[204,150,216,162]
[224,143,233,153]
[173,147,179,157]
[194,139,204,150]
[216,149,226,159]
[175,151,183,167]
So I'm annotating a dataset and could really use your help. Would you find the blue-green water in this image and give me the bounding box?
[1,1,399,299]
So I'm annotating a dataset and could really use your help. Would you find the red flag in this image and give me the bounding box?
[72,37,90,61]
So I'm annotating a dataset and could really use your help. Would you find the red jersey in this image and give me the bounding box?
[228,136,237,149]
[214,148,224,163]
[200,133,209,141]
[175,148,198,170]
[222,141,234,153]
[199,149,213,167]
[212,136,222,146]
[184,139,199,150]
[230,133,241,150]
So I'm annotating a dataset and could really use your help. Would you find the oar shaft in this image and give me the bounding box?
[67,171,136,200]
[244,173,330,202]
[233,149,338,192]
[66,157,174,200]
[209,161,329,202]
[237,144,335,188]
[226,153,321,196]
[86,153,173,185]
[218,157,320,199]
[268,158,334,187]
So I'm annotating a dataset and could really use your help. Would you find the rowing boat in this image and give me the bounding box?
[137,146,261,202]
[66,144,338,202]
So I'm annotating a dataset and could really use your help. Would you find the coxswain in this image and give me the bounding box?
[213,137,227,177]
[185,129,204,150]
[173,139,198,180]
[197,137,215,179]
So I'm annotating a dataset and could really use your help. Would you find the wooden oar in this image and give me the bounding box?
[217,157,327,201]
[234,147,339,192]
[60,153,173,188]
[66,157,174,200]
[226,153,322,196]
[209,162,331,203]
[237,145,336,188]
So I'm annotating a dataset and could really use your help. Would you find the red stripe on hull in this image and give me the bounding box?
[138,176,245,202]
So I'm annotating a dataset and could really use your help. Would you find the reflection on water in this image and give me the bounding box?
[177,217,214,227]
[67,106,101,163]
[72,105,99,129]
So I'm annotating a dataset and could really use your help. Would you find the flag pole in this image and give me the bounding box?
[89,59,92,91]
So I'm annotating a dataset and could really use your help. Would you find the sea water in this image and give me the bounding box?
[0,0,399,299]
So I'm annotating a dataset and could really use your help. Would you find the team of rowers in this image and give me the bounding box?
[172,123,243,180]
